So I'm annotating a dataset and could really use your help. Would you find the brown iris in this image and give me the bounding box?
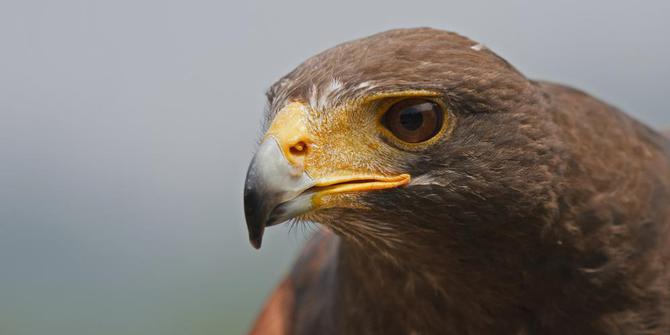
[381,99,444,143]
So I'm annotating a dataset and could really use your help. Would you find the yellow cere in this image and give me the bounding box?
[264,102,312,168]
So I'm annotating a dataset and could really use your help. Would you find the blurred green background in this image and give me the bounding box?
[1,0,668,334]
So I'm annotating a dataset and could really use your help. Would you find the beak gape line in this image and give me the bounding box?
[243,136,315,249]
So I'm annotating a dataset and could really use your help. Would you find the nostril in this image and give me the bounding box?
[289,141,309,156]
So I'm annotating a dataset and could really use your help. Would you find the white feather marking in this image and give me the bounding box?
[316,79,341,109]
[357,81,374,89]
[325,79,343,93]
[308,84,319,110]
[305,78,350,111]
[471,43,487,51]
[409,174,447,187]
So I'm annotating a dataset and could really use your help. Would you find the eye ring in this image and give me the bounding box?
[380,98,446,144]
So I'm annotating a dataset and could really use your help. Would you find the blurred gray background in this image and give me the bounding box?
[1,0,668,334]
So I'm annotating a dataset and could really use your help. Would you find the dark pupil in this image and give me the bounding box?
[399,108,423,131]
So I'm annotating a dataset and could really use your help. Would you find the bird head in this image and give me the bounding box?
[244,28,561,264]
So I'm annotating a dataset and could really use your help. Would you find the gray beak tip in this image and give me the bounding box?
[249,233,263,249]
[244,187,266,250]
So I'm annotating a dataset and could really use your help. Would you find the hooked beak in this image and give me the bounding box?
[243,103,410,249]
[243,136,315,249]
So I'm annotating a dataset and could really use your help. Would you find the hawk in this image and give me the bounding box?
[243,28,670,334]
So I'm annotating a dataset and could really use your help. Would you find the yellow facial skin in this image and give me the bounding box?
[263,90,451,212]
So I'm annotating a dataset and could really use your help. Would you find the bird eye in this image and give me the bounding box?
[381,99,444,143]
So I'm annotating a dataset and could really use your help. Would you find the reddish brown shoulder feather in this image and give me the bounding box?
[248,279,294,335]
[248,229,339,335]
